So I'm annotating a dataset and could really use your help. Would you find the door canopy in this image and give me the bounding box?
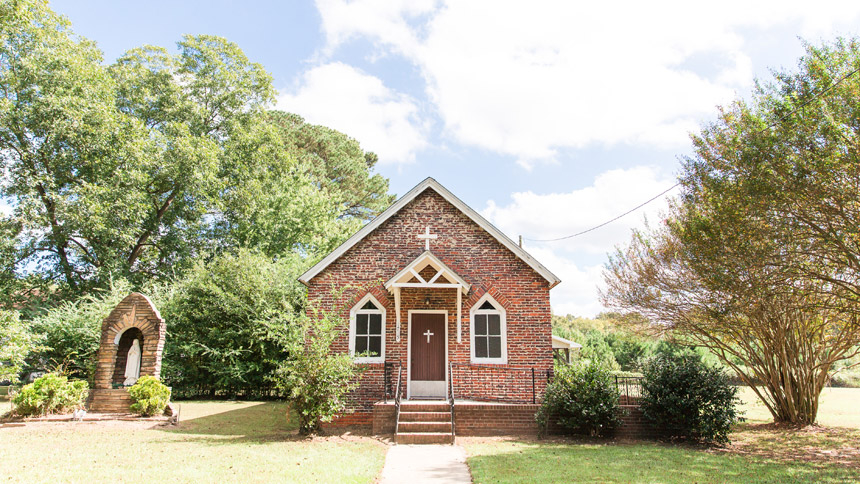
[385,251,470,343]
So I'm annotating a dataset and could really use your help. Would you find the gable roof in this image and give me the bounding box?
[384,250,471,294]
[298,177,561,288]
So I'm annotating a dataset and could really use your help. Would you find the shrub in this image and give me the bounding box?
[271,306,364,435]
[640,353,740,444]
[29,280,133,381]
[158,250,306,399]
[0,310,42,384]
[128,376,171,416]
[12,373,88,416]
[536,361,621,437]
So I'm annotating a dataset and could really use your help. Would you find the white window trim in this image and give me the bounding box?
[349,294,386,363]
[469,293,507,364]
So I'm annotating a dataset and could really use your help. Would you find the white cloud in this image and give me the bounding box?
[0,200,10,217]
[482,166,679,316]
[277,62,428,165]
[483,166,677,254]
[314,0,860,167]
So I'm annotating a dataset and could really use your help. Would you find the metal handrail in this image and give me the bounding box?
[448,361,456,438]
[394,366,403,431]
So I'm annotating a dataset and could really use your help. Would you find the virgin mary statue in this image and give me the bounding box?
[124,339,141,386]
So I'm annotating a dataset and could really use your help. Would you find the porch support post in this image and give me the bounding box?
[457,288,462,343]
[394,287,401,342]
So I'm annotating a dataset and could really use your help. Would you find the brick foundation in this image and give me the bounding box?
[363,401,658,439]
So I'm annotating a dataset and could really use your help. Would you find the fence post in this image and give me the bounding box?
[531,368,536,404]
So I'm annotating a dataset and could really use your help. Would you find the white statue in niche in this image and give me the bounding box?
[124,338,141,386]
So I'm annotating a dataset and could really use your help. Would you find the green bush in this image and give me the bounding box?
[128,376,171,416]
[158,250,306,399]
[12,373,88,416]
[271,306,363,435]
[641,353,740,444]
[536,361,621,437]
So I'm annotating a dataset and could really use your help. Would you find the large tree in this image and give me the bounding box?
[1,1,393,303]
[603,38,860,425]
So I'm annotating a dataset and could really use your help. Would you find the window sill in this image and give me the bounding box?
[470,357,508,365]
[353,356,385,364]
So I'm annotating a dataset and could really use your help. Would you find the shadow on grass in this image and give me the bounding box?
[157,401,303,445]
[723,422,860,469]
[465,439,858,484]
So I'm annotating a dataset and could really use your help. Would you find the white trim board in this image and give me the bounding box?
[297,177,561,288]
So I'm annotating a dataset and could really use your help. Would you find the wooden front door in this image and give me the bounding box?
[410,313,446,397]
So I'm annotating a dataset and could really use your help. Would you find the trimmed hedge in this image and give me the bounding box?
[12,373,88,416]
[128,376,171,416]
[536,361,621,437]
[641,354,740,444]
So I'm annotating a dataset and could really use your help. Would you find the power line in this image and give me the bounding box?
[523,63,860,243]
[523,182,680,242]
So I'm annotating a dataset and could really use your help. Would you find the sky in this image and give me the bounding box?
[27,0,860,316]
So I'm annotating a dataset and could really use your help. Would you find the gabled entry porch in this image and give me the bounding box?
[385,245,470,400]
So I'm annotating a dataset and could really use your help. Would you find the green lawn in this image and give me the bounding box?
[464,387,860,484]
[0,401,387,484]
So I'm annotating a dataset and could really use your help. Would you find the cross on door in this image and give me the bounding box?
[417,226,438,251]
[423,329,434,343]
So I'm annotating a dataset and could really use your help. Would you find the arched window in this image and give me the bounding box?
[470,294,507,364]
[349,294,386,362]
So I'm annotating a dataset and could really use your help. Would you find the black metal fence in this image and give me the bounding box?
[615,375,643,404]
[449,363,552,404]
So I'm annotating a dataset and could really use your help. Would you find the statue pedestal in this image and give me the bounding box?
[88,389,135,414]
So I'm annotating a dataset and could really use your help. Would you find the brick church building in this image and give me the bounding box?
[299,177,561,440]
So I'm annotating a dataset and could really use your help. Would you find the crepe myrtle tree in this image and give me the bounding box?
[603,38,860,425]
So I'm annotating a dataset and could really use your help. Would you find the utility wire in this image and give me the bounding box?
[523,182,680,242]
[523,64,860,243]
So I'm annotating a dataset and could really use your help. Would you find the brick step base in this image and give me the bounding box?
[88,389,134,413]
[396,432,454,444]
[399,411,451,422]
[398,421,452,433]
[395,401,454,444]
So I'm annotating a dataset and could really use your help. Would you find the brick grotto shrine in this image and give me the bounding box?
[88,293,167,413]
[299,177,563,443]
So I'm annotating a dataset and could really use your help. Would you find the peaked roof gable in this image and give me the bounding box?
[298,177,561,288]
[384,250,471,294]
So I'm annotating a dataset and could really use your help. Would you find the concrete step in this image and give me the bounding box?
[399,411,451,422]
[397,421,452,433]
[396,432,454,445]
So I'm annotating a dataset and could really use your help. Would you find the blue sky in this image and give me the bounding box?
[20,1,860,315]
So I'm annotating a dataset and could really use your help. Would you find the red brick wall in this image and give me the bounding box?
[307,188,553,413]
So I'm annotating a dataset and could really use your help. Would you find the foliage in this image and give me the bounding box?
[11,373,88,416]
[603,38,860,425]
[271,306,363,435]
[640,353,740,444]
[0,310,42,383]
[0,1,392,302]
[128,376,171,416]
[28,279,132,380]
[536,361,621,437]
[158,250,305,399]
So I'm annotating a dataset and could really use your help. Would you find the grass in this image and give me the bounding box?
[464,387,860,484]
[0,401,387,484]
[737,386,860,428]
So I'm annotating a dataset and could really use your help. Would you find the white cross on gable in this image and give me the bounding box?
[417,226,438,251]
[423,329,434,343]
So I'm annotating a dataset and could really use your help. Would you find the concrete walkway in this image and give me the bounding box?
[379,444,472,484]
